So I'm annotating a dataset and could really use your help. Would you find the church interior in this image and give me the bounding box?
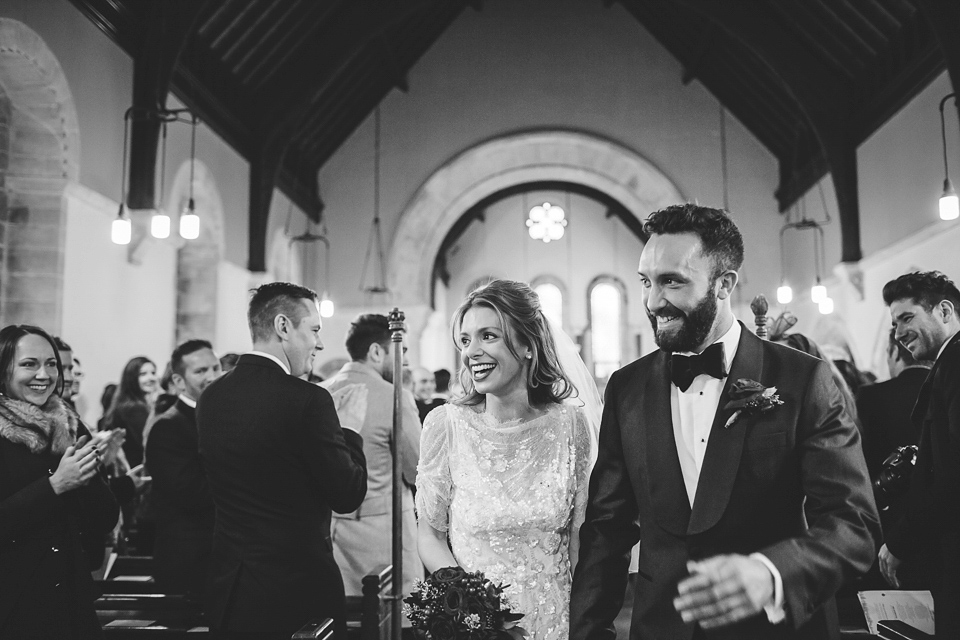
[1,0,959,431]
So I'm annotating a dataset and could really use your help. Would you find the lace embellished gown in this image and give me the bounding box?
[416,403,593,640]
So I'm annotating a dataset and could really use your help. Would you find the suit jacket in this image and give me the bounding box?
[887,330,960,636]
[145,398,214,595]
[856,367,929,478]
[321,362,421,595]
[197,354,367,635]
[570,324,879,640]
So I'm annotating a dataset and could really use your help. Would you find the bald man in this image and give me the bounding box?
[412,367,444,423]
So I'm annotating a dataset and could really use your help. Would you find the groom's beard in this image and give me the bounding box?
[647,290,719,353]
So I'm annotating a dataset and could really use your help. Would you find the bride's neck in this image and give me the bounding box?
[484,388,539,423]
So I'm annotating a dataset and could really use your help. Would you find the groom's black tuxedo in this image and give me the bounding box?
[571,324,879,640]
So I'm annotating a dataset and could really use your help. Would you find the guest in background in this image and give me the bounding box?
[879,271,960,637]
[0,324,118,639]
[53,336,76,408]
[322,314,421,603]
[104,356,158,467]
[434,368,451,400]
[198,282,367,638]
[857,329,932,479]
[856,328,932,590]
[147,339,221,598]
[412,366,445,423]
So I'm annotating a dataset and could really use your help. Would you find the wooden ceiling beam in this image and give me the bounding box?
[676,0,863,262]
[918,0,960,129]
[127,0,210,210]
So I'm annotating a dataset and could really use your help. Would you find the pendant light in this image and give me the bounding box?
[938,93,959,221]
[111,109,132,245]
[179,114,200,239]
[360,106,388,294]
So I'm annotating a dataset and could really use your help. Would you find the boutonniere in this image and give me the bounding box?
[723,378,783,428]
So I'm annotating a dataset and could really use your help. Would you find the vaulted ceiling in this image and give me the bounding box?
[69,0,960,271]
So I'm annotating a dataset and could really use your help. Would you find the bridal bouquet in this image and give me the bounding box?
[403,566,525,640]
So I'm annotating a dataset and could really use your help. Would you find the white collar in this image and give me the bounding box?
[178,393,197,409]
[246,351,291,376]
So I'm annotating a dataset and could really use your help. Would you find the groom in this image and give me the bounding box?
[570,204,879,639]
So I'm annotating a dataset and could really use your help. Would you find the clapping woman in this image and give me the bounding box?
[0,324,119,638]
[416,280,600,640]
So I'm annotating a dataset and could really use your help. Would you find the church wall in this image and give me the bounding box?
[315,0,784,325]
[780,71,960,376]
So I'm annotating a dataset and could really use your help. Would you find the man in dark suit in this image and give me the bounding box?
[146,339,222,597]
[879,271,960,637]
[857,330,931,480]
[198,282,367,639]
[571,204,879,640]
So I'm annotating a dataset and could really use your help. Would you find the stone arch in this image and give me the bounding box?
[388,130,685,313]
[0,18,80,330]
[167,159,225,343]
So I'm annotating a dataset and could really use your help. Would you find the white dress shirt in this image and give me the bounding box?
[178,393,197,409]
[670,319,785,623]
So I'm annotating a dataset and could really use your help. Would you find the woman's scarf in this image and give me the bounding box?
[0,393,78,455]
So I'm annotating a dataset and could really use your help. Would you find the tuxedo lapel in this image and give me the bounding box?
[688,324,762,535]
[640,350,691,536]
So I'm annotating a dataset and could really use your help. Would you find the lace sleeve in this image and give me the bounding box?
[416,405,453,532]
[572,406,595,530]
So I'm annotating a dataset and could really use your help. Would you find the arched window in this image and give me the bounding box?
[531,276,565,329]
[534,283,563,327]
[589,277,626,380]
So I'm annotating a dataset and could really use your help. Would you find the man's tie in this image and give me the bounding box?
[670,342,727,392]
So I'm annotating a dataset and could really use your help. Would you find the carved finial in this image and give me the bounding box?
[388,308,405,341]
[751,294,769,339]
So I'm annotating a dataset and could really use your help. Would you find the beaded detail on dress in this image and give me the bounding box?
[417,403,593,640]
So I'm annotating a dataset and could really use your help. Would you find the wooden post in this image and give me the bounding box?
[751,294,769,339]
[388,308,405,640]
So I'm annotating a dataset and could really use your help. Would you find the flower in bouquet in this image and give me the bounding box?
[403,566,525,640]
[723,378,783,428]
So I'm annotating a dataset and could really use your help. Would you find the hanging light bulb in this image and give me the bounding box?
[940,178,959,221]
[111,204,131,245]
[151,211,171,238]
[777,284,793,305]
[320,293,335,318]
[179,198,200,239]
[811,279,827,304]
[819,297,834,314]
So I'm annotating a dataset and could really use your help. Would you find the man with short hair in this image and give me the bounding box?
[198,282,367,639]
[571,204,879,639]
[53,336,75,406]
[412,366,444,423]
[879,271,960,637]
[146,339,221,597]
[322,314,421,602]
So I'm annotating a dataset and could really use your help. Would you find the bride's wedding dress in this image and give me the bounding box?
[417,402,593,640]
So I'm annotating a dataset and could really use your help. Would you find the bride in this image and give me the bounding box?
[416,279,600,640]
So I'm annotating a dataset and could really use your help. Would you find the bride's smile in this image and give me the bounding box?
[459,306,530,400]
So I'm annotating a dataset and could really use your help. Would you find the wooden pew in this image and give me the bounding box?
[346,564,392,640]
[293,618,336,639]
[96,593,207,638]
[96,553,162,594]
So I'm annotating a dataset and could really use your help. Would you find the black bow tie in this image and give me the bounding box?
[670,342,727,392]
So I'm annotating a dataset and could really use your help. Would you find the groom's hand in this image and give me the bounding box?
[673,554,774,629]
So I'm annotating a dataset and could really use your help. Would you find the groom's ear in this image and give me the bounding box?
[715,270,739,300]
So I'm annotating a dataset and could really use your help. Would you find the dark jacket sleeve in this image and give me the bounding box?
[302,386,367,514]
[146,417,212,513]
[570,368,642,640]
[761,360,880,629]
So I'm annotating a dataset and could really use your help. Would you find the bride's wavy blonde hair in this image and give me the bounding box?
[451,279,574,407]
